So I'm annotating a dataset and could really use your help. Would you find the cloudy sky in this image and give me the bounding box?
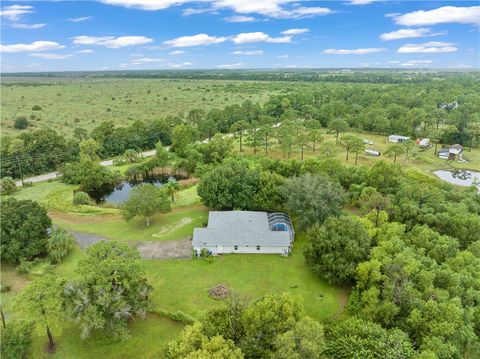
[0,1,479,72]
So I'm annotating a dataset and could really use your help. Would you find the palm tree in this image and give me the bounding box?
[164,179,180,203]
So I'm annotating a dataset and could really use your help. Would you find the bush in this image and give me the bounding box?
[13,117,29,130]
[31,105,42,111]
[47,227,75,264]
[0,321,32,359]
[155,309,195,324]
[17,259,34,275]
[72,191,91,205]
[0,177,16,195]
[0,284,11,293]
[113,158,127,166]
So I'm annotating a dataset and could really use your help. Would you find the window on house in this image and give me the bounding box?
[234,245,238,250]
[256,245,260,251]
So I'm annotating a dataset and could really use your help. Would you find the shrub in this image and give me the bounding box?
[47,227,75,264]
[0,321,32,359]
[72,191,91,205]
[0,284,11,293]
[13,117,29,130]
[113,158,127,166]
[0,177,16,195]
[31,105,42,111]
[155,309,195,324]
[17,259,34,275]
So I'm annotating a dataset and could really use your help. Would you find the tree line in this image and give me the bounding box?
[2,72,479,180]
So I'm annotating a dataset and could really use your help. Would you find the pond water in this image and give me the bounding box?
[433,169,480,190]
[89,174,185,203]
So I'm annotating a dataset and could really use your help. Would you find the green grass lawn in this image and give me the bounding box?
[53,206,209,243]
[50,235,347,322]
[26,314,184,359]
[142,235,347,321]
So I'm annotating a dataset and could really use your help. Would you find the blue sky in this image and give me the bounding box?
[1,1,479,72]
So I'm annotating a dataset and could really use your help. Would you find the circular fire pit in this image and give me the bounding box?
[208,285,230,300]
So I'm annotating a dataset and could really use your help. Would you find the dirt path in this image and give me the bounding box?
[71,231,106,249]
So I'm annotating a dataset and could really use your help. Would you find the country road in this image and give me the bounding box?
[13,124,279,187]
[15,149,157,187]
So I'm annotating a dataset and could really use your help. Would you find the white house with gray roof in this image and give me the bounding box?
[192,211,294,256]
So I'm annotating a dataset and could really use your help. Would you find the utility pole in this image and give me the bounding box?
[15,155,24,185]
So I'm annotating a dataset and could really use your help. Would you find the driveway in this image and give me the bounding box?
[136,239,192,259]
[70,230,191,259]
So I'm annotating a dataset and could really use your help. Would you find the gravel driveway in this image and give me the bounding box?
[136,239,192,259]
[71,231,192,259]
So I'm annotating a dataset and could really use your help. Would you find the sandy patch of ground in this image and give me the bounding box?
[152,217,192,237]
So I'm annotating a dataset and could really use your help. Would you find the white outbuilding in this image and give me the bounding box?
[388,135,411,143]
[192,211,294,256]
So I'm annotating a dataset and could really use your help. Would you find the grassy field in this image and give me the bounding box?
[27,314,184,359]
[233,128,480,174]
[1,78,283,136]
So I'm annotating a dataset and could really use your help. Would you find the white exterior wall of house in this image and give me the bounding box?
[193,245,289,255]
[389,135,411,143]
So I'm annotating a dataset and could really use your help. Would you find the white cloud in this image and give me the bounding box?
[0,41,65,53]
[394,6,480,26]
[72,36,153,48]
[29,53,73,60]
[101,0,332,19]
[397,41,457,54]
[224,15,256,22]
[323,48,387,55]
[277,54,289,59]
[131,57,166,64]
[347,0,378,5]
[380,28,444,41]
[281,28,309,35]
[67,16,93,22]
[101,0,191,10]
[388,60,400,64]
[182,7,217,16]
[231,50,264,55]
[10,23,46,29]
[217,62,245,69]
[168,61,193,68]
[0,5,33,21]
[232,32,291,44]
[163,34,227,47]
[169,50,186,55]
[76,49,94,54]
[401,60,433,67]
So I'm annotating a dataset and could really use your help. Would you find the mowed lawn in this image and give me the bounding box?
[143,235,348,321]
[26,314,184,359]
[53,205,209,242]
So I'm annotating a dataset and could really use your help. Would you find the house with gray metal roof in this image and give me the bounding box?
[192,211,294,256]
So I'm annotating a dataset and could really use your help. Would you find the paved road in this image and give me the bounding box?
[15,149,157,187]
[14,123,280,187]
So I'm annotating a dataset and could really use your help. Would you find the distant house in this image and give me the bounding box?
[438,144,463,160]
[388,135,411,143]
[449,144,463,160]
[192,211,294,256]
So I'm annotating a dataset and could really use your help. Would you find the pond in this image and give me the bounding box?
[89,174,186,203]
[433,169,480,190]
